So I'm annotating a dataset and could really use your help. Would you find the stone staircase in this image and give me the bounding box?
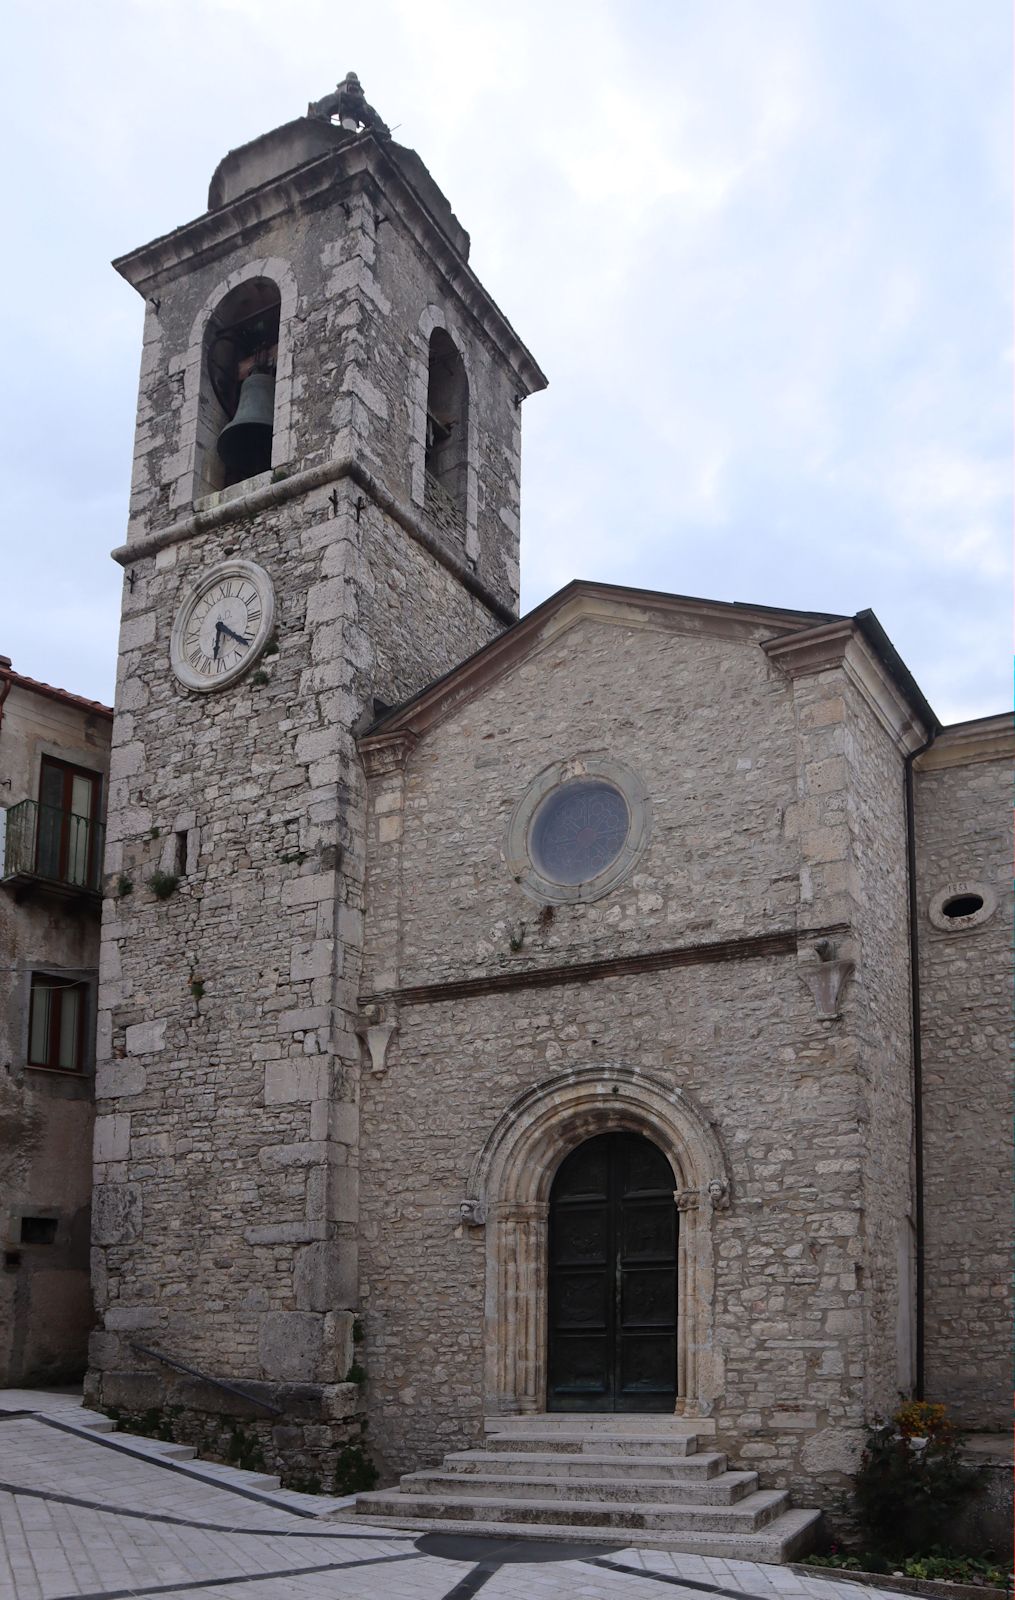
[352,1415,823,1561]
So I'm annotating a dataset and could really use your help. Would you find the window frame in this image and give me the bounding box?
[506,757,651,906]
[36,755,103,890]
[26,970,88,1074]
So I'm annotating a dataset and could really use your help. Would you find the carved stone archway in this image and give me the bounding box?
[467,1066,732,1417]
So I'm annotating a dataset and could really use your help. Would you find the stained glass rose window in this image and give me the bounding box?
[529,779,631,886]
[506,758,649,904]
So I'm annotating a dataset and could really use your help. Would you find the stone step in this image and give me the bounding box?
[168,1459,282,1491]
[404,1469,759,1506]
[355,1486,791,1535]
[116,1438,198,1461]
[483,1430,702,1457]
[484,1414,712,1436]
[340,1505,823,1563]
[443,1448,728,1480]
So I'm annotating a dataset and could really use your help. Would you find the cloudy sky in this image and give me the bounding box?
[1,0,1010,722]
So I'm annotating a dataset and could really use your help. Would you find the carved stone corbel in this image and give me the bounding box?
[459,1199,487,1228]
[798,938,854,1020]
[675,1179,731,1212]
[355,1006,397,1075]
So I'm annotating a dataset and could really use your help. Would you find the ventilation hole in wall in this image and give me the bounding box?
[941,893,984,920]
[20,1217,57,1245]
[174,830,189,876]
[4,1251,21,1269]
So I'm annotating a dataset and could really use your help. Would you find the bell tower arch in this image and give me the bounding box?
[89,77,545,1477]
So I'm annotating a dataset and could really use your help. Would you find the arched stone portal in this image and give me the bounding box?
[467,1066,732,1417]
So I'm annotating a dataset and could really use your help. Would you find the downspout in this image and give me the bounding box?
[0,657,13,738]
[0,658,13,788]
[904,727,936,1399]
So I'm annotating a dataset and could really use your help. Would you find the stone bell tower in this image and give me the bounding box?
[87,76,545,1477]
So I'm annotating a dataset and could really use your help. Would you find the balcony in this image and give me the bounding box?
[1,799,104,906]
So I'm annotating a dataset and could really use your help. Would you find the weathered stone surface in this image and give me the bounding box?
[257,1311,323,1381]
[915,728,1012,1429]
[92,1184,143,1245]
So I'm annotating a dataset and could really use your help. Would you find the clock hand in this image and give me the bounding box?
[219,622,250,648]
[212,620,224,661]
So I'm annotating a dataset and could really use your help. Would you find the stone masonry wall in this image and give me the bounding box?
[94,121,531,1477]
[915,727,1012,1429]
[91,483,499,1416]
[123,148,527,613]
[840,680,915,1420]
[357,612,917,1509]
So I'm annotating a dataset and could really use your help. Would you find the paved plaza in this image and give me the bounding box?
[0,1391,902,1600]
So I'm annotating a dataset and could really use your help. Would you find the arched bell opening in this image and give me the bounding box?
[199,278,281,495]
[548,1131,678,1413]
[424,327,469,534]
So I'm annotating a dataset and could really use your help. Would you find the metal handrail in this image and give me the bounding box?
[130,1342,284,1415]
[1,798,104,892]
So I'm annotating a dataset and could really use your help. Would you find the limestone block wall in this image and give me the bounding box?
[773,632,926,1436]
[840,680,915,1419]
[387,613,804,983]
[91,480,501,1420]
[915,720,1012,1430]
[356,607,924,1507]
[93,113,536,1456]
[357,968,867,1512]
[120,138,533,616]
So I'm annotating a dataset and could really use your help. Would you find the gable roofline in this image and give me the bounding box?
[359,578,915,749]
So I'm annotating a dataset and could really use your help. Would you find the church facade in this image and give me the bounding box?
[86,81,1010,1535]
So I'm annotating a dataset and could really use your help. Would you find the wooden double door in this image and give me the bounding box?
[547,1131,678,1412]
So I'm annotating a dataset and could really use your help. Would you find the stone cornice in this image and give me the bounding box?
[359,922,851,1010]
[112,134,546,396]
[915,714,1014,771]
[109,455,517,629]
[762,618,856,676]
[764,620,932,754]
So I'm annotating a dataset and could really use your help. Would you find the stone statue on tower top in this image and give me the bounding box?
[308,71,390,137]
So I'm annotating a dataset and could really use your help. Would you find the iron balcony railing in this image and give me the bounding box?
[1,799,104,894]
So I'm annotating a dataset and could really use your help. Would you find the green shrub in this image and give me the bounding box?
[148,870,180,901]
[853,1401,976,1558]
[333,1442,378,1494]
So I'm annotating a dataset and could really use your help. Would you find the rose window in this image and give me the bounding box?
[528,779,631,886]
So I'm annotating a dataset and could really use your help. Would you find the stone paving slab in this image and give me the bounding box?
[0,1391,908,1600]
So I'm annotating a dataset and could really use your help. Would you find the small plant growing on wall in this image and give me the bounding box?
[148,870,180,901]
[115,874,133,899]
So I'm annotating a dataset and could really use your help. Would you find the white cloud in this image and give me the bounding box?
[0,0,1010,716]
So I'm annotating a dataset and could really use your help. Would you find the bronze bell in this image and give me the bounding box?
[217,370,275,482]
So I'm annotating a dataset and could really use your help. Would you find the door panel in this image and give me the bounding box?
[547,1131,677,1412]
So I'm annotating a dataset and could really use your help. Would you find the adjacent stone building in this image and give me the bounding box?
[0,658,112,1385]
[85,77,1010,1547]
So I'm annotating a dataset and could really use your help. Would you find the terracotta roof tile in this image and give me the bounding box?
[0,663,114,719]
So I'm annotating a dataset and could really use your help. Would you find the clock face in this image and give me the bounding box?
[169,560,275,692]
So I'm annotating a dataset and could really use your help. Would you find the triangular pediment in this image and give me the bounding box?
[361,579,847,747]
